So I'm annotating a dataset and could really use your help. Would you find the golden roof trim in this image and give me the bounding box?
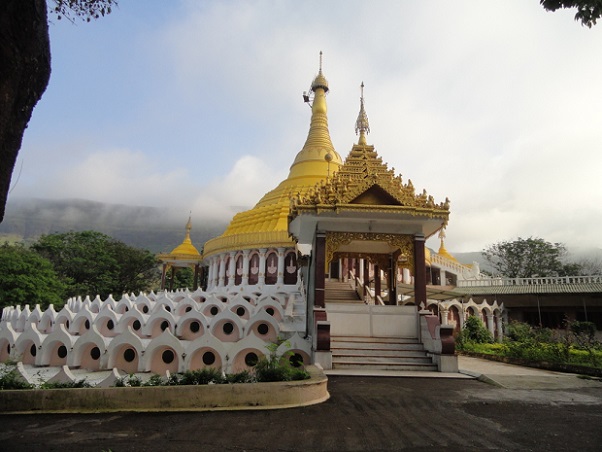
[203,230,293,258]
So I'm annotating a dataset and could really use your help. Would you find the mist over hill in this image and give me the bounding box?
[2,198,600,273]
[0,198,227,253]
[447,251,493,274]
[451,249,602,277]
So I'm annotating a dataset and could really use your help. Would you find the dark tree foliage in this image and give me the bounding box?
[52,0,116,22]
[483,237,581,278]
[0,243,66,310]
[32,231,158,299]
[0,0,116,224]
[169,267,195,291]
[541,0,602,27]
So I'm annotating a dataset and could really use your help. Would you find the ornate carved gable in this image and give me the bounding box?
[350,184,401,206]
[290,143,450,219]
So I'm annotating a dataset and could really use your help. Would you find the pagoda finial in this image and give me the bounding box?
[185,215,192,242]
[438,227,446,248]
[437,227,458,263]
[355,81,370,145]
[311,51,328,92]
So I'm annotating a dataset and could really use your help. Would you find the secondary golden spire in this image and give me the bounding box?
[355,82,370,145]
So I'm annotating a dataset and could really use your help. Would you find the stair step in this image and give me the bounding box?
[331,336,420,344]
[333,361,438,371]
[333,354,433,364]
[330,340,424,352]
[324,281,361,303]
[332,349,428,357]
[328,334,437,372]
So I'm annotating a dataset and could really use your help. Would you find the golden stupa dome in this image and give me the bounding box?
[203,55,342,258]
[169,217,201,257]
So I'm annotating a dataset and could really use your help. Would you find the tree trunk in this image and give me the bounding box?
[0,0,51,223]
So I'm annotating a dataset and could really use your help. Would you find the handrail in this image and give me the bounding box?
[457,275,602,288]
[430,253,467,274]
[365,287,375,305]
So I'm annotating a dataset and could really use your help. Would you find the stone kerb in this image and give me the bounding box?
[0,365,329,413]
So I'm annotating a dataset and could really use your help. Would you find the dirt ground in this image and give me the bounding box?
[1,376,602,451]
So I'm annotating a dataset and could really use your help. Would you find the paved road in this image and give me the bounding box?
[2,358,602,451]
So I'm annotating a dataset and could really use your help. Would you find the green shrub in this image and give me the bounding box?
[456,315,493,349]
[505,321,533,342]
[0,366,33,390]
[114,374,142,387]
[505,321,553,343]
[142,374,165,386]
[225,370,255,384]
[40,379,92,389]
[458,342,504,355]
[253,337,310,382]
[568,320,600,366]
[290,368,311,381]
[502,338,569,363]
[178,368,224,385]
[254,361,291,382]
[570,321,597,340]
[570,348,602,367]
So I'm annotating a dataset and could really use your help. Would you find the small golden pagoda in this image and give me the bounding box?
[157,217,203,290]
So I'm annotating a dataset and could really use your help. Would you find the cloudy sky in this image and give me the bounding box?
[9,1,602,252]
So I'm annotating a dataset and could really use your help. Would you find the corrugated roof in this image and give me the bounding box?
[397,283,466,301]
[456,283,602,296]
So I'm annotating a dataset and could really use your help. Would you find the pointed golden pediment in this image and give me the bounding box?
[349,184,402,206]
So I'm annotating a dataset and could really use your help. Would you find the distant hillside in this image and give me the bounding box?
[3,198,600,270]
[450,251,493,273]
[0,198,226,253]
[451,249,602,276]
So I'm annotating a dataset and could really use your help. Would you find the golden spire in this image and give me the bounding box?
[355,82,370,145]
[184,214,192,243]
[289,51,342,178]
[168,216,201,257]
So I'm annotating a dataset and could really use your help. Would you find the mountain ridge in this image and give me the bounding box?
[2,198,600,270]
[0,198,226,253]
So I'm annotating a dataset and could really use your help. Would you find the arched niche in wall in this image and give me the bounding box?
[265,251,278,285]
[234,253,244,286]
[248,252,260,285]
[283,251,298,285]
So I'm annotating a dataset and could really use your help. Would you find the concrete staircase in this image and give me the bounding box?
[325,280,436,372]
[324,280,362,303]
[330,336,438,371]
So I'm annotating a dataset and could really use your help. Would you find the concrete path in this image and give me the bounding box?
[458,355,602,389]
[325,355,602,390]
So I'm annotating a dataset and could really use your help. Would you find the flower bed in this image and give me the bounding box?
[0,365,329,413]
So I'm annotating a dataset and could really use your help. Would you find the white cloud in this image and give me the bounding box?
[12,146,195,207]
[11,0,602,254]
[192,155,286,222]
